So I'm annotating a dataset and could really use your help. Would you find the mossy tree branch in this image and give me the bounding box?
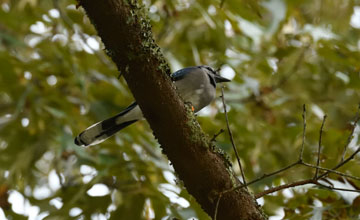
[77,0,265,219]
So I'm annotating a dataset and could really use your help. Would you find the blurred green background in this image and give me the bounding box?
[1,0,360,219]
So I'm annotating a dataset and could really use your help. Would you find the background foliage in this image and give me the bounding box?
[1,0,360,219]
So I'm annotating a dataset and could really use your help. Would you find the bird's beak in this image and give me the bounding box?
[214,75,231,83]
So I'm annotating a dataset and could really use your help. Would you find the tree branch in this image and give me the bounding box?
[302,162,360,181]
[77,0,265,219]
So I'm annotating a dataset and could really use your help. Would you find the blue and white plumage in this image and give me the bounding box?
[74,65,230,147]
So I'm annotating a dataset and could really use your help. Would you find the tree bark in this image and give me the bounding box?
[78,0,266,219]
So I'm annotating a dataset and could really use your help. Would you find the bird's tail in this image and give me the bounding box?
[74,102,141,147]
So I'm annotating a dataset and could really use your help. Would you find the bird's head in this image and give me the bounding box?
[200,66,231,87]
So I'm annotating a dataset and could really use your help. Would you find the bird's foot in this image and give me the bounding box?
[184,102,195,112]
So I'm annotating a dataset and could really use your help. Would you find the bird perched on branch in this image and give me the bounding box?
[74,65,231,147]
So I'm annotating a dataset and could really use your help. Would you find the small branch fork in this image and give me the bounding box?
[214,104,360,220]
[211,129,225,142]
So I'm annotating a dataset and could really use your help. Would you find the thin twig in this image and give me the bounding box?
[218,106,360,201]
[214,193,223,220]
[318,105,360,179]
[255,179,315,199]
[245,161,301,187]
[221,87,246,185]
[341,104,360,162]
[255,108,360,198]
[319,147,360,180]
[317,182,360,193]
[315,115,327,179]
[217,156,360,202]
[228,158,360,196]
[302,162,360,181]
[299,104,307,161]
[226,160,301,194]
[255,178,360,199]
[211,129,225,142]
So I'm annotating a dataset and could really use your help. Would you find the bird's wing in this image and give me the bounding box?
[171,66,200,81]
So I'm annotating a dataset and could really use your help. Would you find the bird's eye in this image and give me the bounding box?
[207,73,216,88]
[205,66,216,74]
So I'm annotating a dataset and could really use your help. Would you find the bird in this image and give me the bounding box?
[74,65,231,147]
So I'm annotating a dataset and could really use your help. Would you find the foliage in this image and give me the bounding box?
[1,0,360,219]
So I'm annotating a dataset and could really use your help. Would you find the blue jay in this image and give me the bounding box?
[74,66,231,146]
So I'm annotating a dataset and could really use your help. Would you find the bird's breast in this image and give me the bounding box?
[175,82,216,112]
